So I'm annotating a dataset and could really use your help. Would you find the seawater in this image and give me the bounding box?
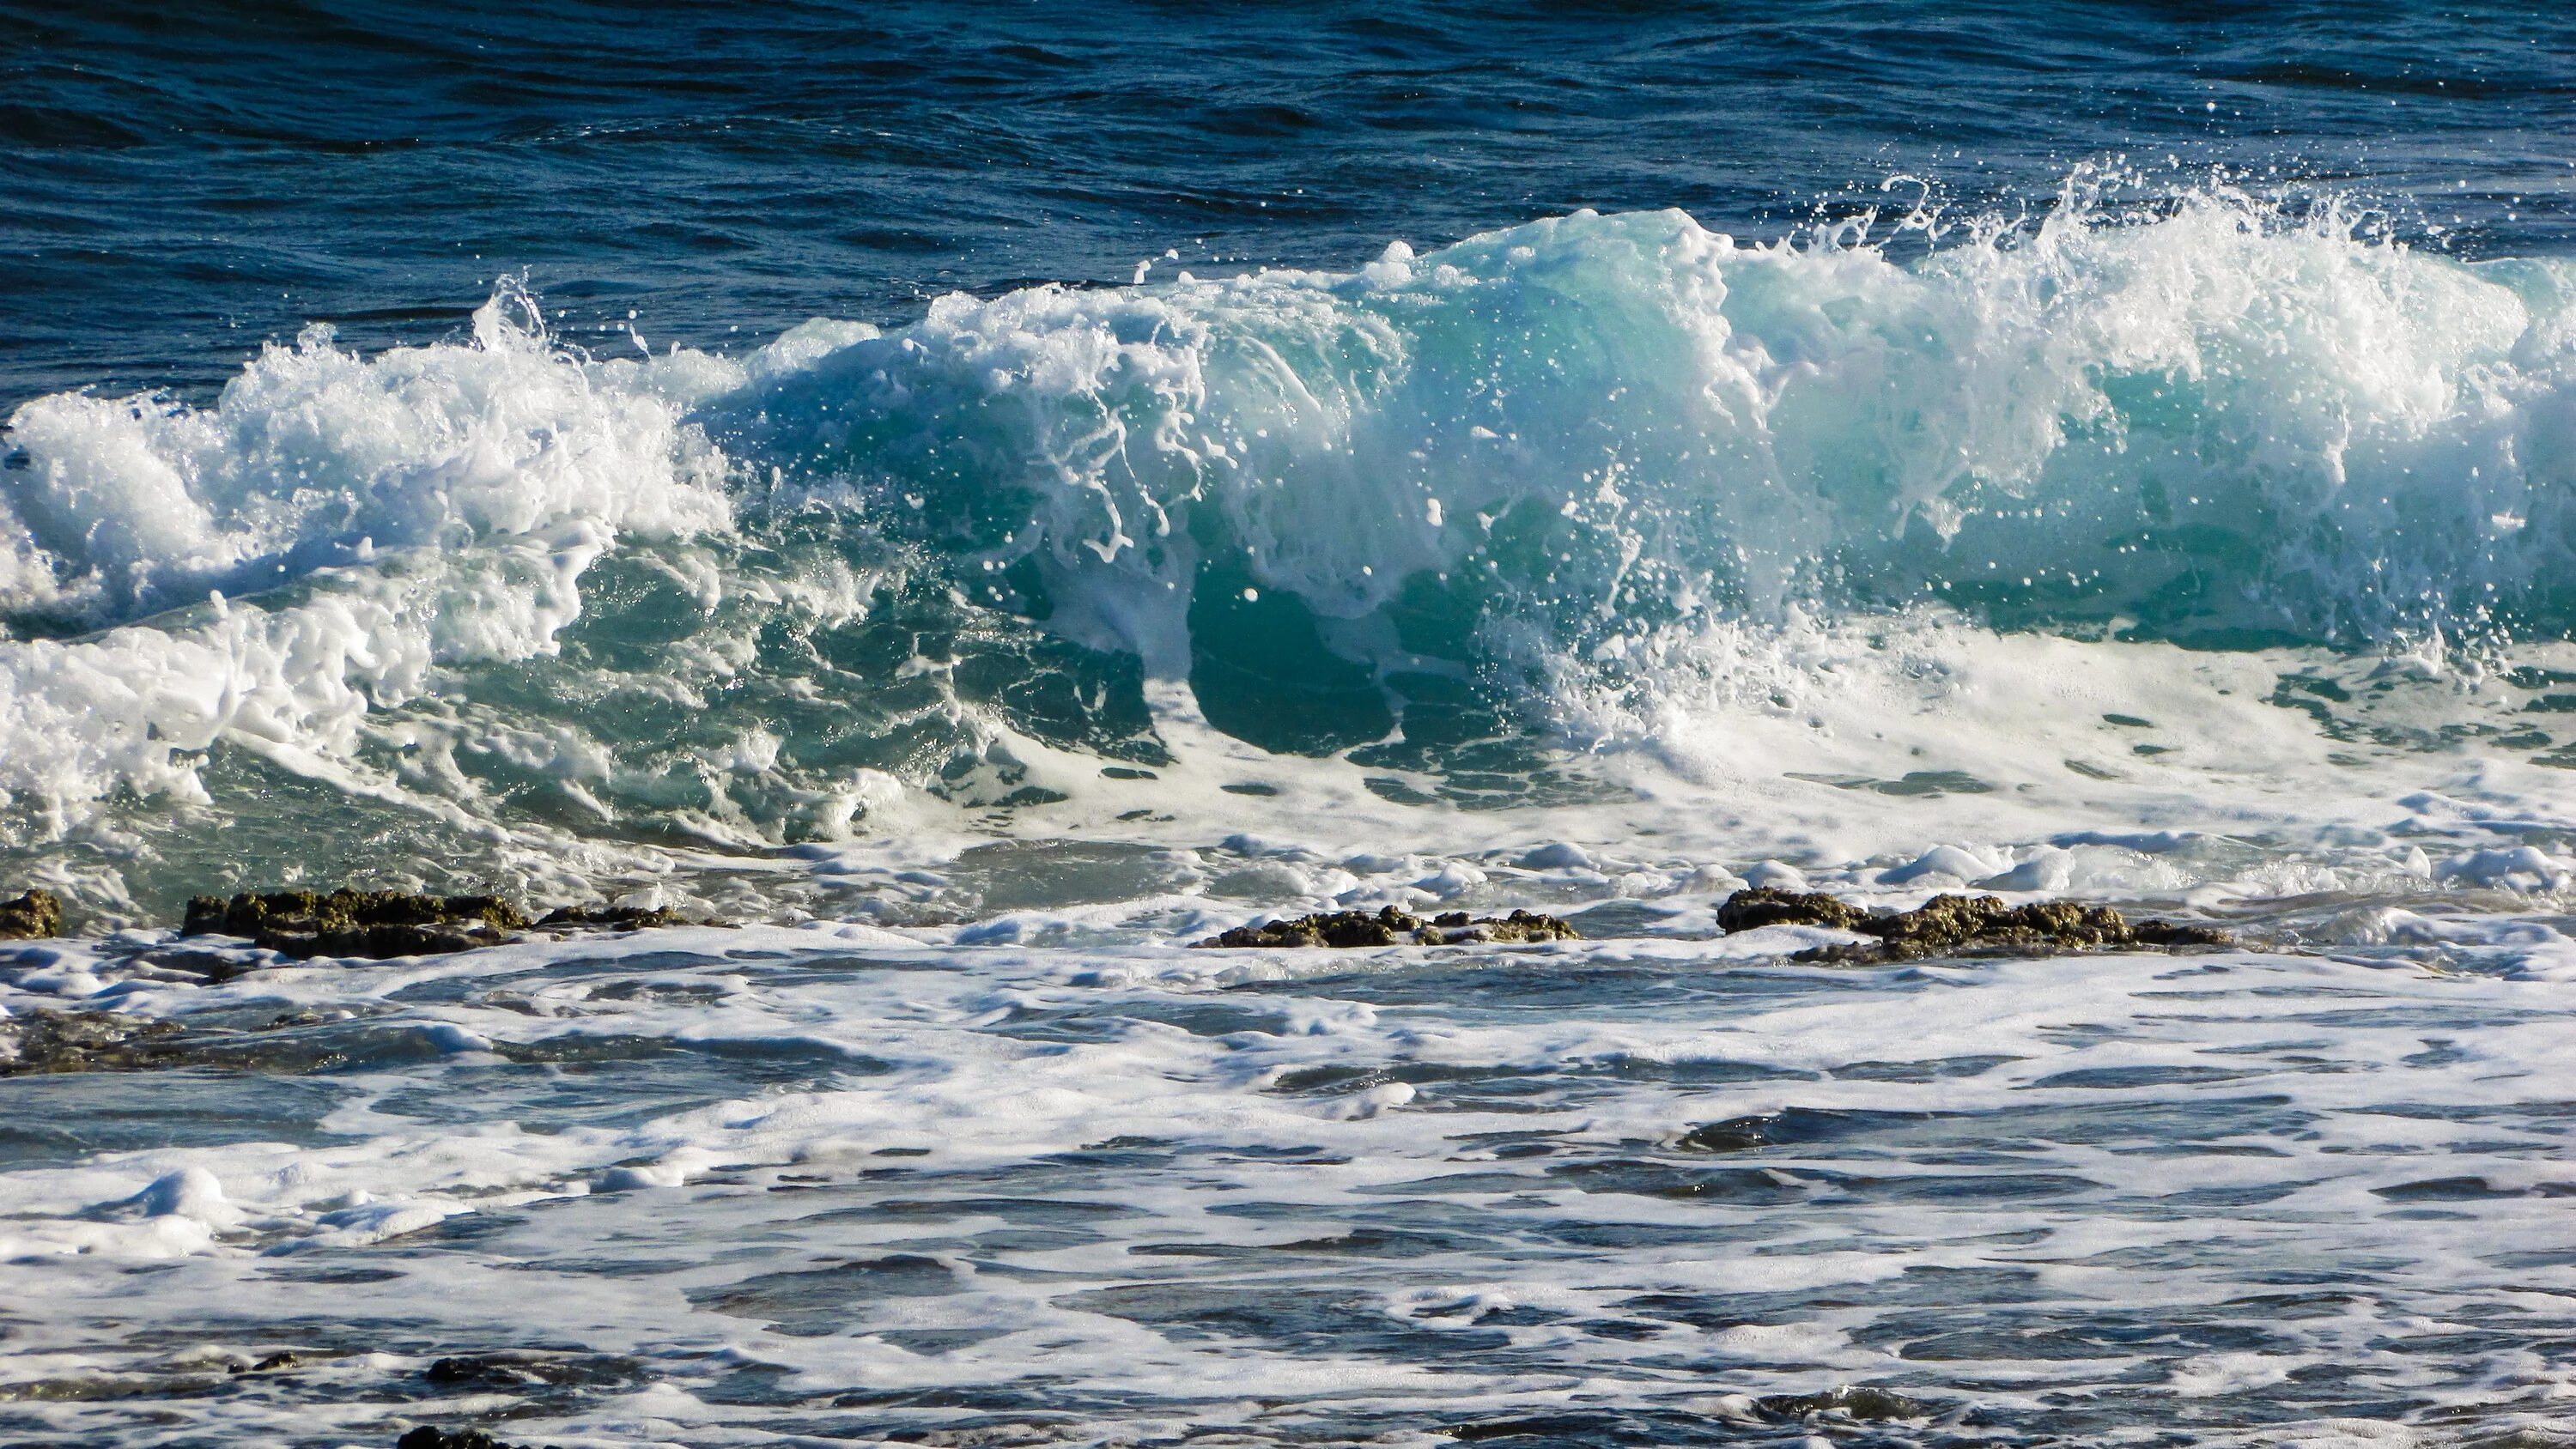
[8,4,2576,1446]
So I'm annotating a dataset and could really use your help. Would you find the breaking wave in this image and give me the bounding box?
[10,175,2576,912]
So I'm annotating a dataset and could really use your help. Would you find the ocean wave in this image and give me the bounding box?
[9,179,2576,905]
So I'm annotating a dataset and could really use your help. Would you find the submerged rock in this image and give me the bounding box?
[0,888,60,939]
[421,1351,639,1390]
[171,888,721,961]
[0,1009,185,1076]
[182,890,529,960]
[1714,887,1869,934]
[1194,904,1580,949]
[1717,887,2232,962]
[1756,1385,1935,1422]
[394,1428,540,1449]
[534,904,702,931]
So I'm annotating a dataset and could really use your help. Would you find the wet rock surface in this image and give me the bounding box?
[0,888,60,939]
[1755,1385,1935,1422]
[1195,904,1581,949]
[534,904,702,931]
[172,890,717,961]
[395,1428,545,1449]
[0,1007,374,1076]
[421,1352,641,1392]
[0,1009,186,1076]
[388,1351,636,1448]
[1445,1388,1936,1442]
[183,890,530,960]
[1717,887,2232,962]
[1713,888,1871,934]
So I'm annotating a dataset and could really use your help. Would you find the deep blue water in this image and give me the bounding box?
[6,1,2573,406]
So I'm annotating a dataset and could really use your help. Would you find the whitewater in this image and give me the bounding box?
[15,179,2576,1446]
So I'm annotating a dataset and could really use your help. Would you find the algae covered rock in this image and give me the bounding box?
[181,889,530,960]
[0,1009,186,1076]
[0,888,60,940]
[1715,887,2232,963]
[1195,904,1579,949]
[1714,887,1868,934]
[535,904,702,931]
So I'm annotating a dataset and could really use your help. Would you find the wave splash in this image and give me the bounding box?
[7,178,2576,910]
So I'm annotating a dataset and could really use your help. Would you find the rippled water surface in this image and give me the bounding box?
[9,2,2574,405]
[12,912,2576,1446]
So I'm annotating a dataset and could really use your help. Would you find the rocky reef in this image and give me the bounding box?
[183,890,531,960]
[1716,887,2232,962]
[0,1009,186,1076]
[1195,905,1580,949]
[0,888,60,939]
[532,904,693,931]
[395,1428,544,1449]
[173,890,719,961]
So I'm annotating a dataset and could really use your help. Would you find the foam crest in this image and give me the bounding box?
[0,294,738,827]
[720,185,2576,676]
[9,184,2576,909]
[4,290,733,625]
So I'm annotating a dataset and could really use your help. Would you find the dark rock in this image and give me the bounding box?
[0,1009,186,1076]
[1444,1413,1622,1441]
[0,888,60,940]
[421,1351,643,1392]
[139,948,268,982]
[1676,1114,1777,1154]
[1464,910,1584,944]
[534,904,699,932]
[180,889,530,960]
[1757,1385,1935,1422]
[1194,904,1580,949]
[1714,887,1868,934]
[426,1355,564,1389]
[2131,917,2238,948]
[1714,888,2232,963]
[229,1351,300,1373]
[0,1010,368,1077]
[395,1428,534,1449]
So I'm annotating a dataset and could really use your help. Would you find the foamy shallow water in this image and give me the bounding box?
[6,902,2576,1446]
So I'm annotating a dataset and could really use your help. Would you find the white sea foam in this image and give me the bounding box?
[0,292,739,853]
[0,190,2571,917]
[6,920,2576,1443]
[0,189,2568,933]
[719,182,2576,664]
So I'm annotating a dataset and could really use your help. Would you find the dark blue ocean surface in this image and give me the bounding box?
[5,1,2572,405]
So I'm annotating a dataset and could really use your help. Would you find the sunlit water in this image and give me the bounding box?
[9,3,2576,1445]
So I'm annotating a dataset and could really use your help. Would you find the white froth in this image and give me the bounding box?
[5,925,2576,1444]
[0,291,735,829]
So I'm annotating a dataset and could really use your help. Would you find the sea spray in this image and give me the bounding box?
[9,183,2576,916]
